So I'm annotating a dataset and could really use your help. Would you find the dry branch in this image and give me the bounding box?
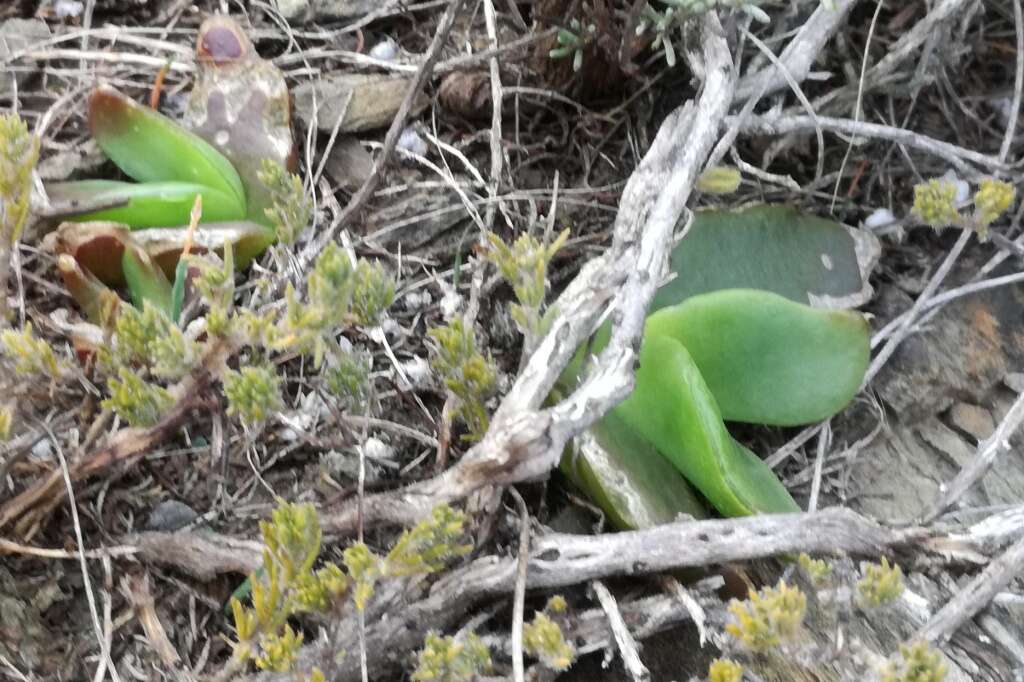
[235,507,970,681]
[733,0,860,102]
[0,335,239,537]
[729,113,1012,175]
[320,12,737,538]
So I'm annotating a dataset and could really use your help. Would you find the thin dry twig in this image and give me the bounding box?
[295,0,469,283]
[592,580,650,682]
[920,390,1024,524]
[918,533,1024,643]
[510,487,530,682]
[733,0,860,101]
[730,113,1012,175]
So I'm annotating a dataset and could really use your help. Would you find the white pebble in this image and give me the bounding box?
[397,127,428,157]
[369,38,399,62]
[439,290,462,320]
[400,355,432,389]
[53,0,84,18]
[404,290,432,310]
[864,207,896,229]
[993,97,1014,127]
[30,438,53,461]
[940,169,970,204]
[362,437,394,461]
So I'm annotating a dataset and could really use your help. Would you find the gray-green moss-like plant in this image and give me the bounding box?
[223,364,283,427]
[225,500,471,678]
[428,318,498,443]
[881,641,947,682]
[0,323,62,379]
[797,552,833,587]
[857,557,904,608]
[912,176,1016,240]
[523,596,575,672]
[410,632,492,682]
[484,228,568,349]
[707,658,743,682]
[258,159,311,246]
[725,580,807,653]
[0,112,39,324]
[0,404,12,441]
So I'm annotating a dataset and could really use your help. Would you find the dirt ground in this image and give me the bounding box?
[1,0,1023,680]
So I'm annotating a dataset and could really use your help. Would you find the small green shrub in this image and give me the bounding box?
[428,318,498,443]
[857,557,904,608]
[882,641,947,682]
[411,632,491,682]
[725,580,807,652]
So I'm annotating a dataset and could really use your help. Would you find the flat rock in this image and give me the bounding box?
[948,402,995,441]
[273,0,386,22]
[293,73,425,134]
[873,264,1024,423]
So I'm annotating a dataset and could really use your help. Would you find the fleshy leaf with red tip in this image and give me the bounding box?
[87,85,246,211]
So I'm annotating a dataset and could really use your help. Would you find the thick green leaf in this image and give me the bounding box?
[122,241,173,315]
[170,258,189,324]
[613,333,799,517]
[561,411,707,530]
[88,85,246,213]
[46,180,246,228]
[646,289,869,426]
[652,205,877,310]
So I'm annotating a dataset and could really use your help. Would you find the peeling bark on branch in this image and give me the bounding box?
[321,12,737,538]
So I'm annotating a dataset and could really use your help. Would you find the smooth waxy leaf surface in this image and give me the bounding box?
[87,85,246,212]
[653,205,877,310]
[47,180,245,228]
[613,333,799,517]
[122,242,173,315]
[561,411,707,530]
[647,289,870,426]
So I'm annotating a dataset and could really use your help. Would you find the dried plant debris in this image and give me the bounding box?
[1,0,1024,681]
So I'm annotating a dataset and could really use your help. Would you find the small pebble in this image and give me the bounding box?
[439,290,462,319]
[53,0,83,18]
[397,126,428,157]
[992,97,1014,127]
[146,500,198,532]
[400,356,432,389]
[362,437,394,462]
[29,438,52,462]
[864,207,896,229]
[403,290,432,311]
[369,38,398,62]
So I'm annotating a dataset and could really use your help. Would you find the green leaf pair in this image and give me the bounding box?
[561,206,874,526]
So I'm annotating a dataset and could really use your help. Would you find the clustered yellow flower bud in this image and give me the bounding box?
[911,179,960,228]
